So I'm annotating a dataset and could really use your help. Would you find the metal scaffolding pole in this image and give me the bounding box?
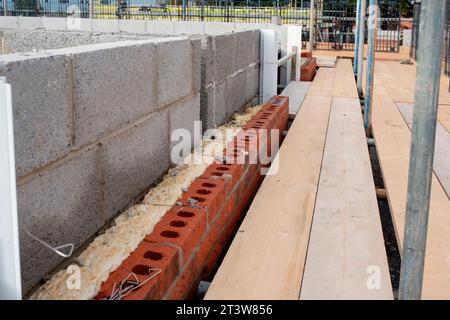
[356,0,367,95]
[354,0,362,75]
[364,0,377,131]
[399,0,445,300]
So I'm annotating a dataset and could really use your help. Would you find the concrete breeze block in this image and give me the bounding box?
[72,41,157,146]
[102,111,170,219]
[0,53,73,177]
[156,39,194,108]
[214,80,228,127]
[226,70,246,119]
[1,30,94,53]
[236,30,255,71]
[169,93,201,153]
[17,147,103,293]
[213,33,236,82]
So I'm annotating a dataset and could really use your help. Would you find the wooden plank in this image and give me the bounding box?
[205,77,334,299]
[372,62,450,128]
[375,62,414,103]
[383,61,450,105]
[396,102,450,200]
[371,75,450,299]
[300,97,393,300]
[307,67,336,97]
[280,81,312,115]
[332,59,359,99]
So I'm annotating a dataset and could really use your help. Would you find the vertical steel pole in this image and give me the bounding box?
[399,0,445,300]
[354,0,362,75]
[356,0,367,95]
[364,0,377,130]
[308,0,315,51]
[0,77,22,300]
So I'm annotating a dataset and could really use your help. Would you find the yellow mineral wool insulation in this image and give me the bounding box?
[30,105,261,300]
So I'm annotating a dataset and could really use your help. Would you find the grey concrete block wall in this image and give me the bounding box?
[213,80,228,126]
[1,30,93,53]
[71,41,158,146]
[213,33,237,82]
[226,70,247,119]
[156,39,193,107]
[0,19,261,295]
[0,35,203,294]
[236,31,255,71]
[200,30,260,130]
[169,93,201,151]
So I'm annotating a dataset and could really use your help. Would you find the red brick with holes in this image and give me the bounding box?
[145,205,207,267]
[96,242,179,300]
[95,96,289,300]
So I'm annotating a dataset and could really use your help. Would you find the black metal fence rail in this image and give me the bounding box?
[0,0,401,52]
[313,2,400,52]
